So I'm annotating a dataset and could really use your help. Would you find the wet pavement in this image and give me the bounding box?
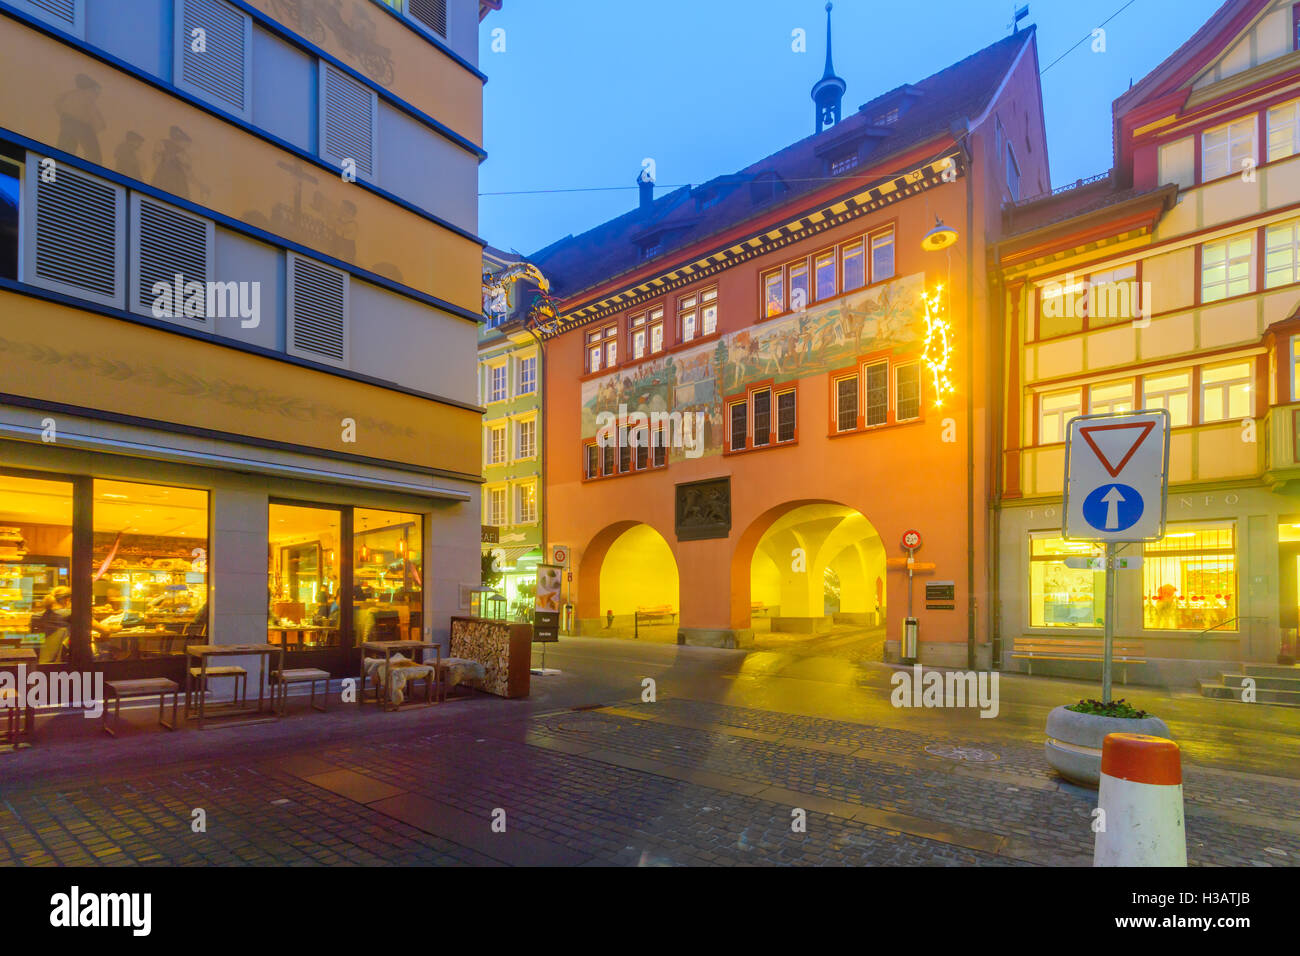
[0,637,1296,866]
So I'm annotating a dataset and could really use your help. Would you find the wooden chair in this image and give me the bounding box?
[103,678,180,737]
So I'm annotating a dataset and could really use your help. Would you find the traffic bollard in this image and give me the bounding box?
[1093,732,1186,867]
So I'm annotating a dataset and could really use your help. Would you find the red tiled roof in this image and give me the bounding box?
[530,28,1036,301]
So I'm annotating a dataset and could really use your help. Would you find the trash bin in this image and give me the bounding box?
[902,617,919,663]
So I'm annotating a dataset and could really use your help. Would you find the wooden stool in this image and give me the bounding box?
[104,678,180,737]
[271,668,330,715]
[186,666,247,713]
[1,687,34,746]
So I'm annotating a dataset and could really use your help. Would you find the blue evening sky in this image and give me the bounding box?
[477,0,1227,255]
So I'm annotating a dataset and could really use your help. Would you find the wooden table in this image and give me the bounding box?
[359,640,441,711]
[268,626,335,652]
[108,629,184,658]
[0,648,36,664]
[185,644,282,730]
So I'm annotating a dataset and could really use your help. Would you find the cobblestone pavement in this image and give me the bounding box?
[0,640,1297,867]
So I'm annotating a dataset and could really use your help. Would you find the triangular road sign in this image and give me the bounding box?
[1078,420,1155,478]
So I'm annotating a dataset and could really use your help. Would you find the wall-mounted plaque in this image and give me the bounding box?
[675,477,731,541]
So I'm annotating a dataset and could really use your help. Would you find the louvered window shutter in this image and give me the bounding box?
[287,253,349,367]
[175,0,252,119]
[406,0,447,38]
[23,154,125,308]
[16,0,84,36]
[130,194,215,328]
[319,63,377,181]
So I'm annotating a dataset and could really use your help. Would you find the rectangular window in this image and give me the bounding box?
[634,428,649,470]
[1029,534,1105,628]
[1088,264,1139,327]
[319,62,377,181]
[1038,389,1082,444]
[830,153,859,175]
[352,507,422,644]
[1201,233,1255,302]
[1266,218,1300,288]
[175,0,252,120]
[0,473,72,654]
[584,443,599,479]
[870,230,895,283]
[649,307,665,352]
[1201,116,1256,182]
[487,364,507,403]
[267,502,340,653]
[652,427,667,468]
[515,483,537,524]
[1089,381,1134,416]
[618,428,631,474]
[814,251,836,301]
[1158,137,1196,189]
[679,294,698,343]
[515,419,536,459]
[1037,275,1085,339]
[865,362,889,426]
[700,288,718,336]
[0,156,16,281]
[776,389,796,443]
[629,313,647,359]
[286,253,348,367]
[841,239,865,292]
[788,261,809,312]
[763,269,785,317]
[487,425,505,465]
[1142,371,1191,427]
[1267,99,1300,162]
[729,400,748,452]
[1006,144,1021,200]
[1143,524,1237,630]
[1200,361,1252,423]
[835,374,859,432]
[895,363,921,421]
[24,154,125,309]
[752,389,772,447]
[602,441,615,478]
[130,194,215,327]
[585,324,617,373]
[518,355,537,394]
[487,488,506,527]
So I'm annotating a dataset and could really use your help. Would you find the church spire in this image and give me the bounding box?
[810,2,846,134]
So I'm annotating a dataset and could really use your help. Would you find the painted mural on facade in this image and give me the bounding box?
[580,272,927,460]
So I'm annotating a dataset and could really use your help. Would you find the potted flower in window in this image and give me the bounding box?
[1045,698,1171,788]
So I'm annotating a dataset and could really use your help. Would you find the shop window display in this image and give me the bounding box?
[1142,524,1237,631]
[268,503,342,653]
[0,473,72,653]
[353,509,422,643]
[1028,533,1105,627]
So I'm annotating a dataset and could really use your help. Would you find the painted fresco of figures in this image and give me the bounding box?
[579,272,926,462]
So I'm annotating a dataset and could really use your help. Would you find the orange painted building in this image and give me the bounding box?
[532,17,1050,666]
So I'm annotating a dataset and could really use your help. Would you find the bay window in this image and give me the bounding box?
[1267,99,1300,163]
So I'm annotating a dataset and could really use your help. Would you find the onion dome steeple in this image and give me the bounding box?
[811,2,846,134]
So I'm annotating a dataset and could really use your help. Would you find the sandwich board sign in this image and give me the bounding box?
[1064,409,1170,543]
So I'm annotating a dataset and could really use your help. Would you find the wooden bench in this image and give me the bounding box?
[1012,638,1146,684]
[103,678,180,737]
[270,667,330,716]
[636,606,677,625]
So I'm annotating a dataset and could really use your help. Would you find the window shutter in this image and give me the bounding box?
[175,0,252,119]
[287,253,348,367]
[23,155,125,308]
[130,194,215,327]
[407,0,447,38]
[320,63,376,180]
[16,0,84,36]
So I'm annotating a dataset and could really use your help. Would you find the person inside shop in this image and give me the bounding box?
[34,586,117,663]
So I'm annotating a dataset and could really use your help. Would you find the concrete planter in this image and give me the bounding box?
[1044,705,1171,788]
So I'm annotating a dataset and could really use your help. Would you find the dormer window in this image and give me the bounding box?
[830,153,860,175]
[874,107,899,126]
[641,239,663,260]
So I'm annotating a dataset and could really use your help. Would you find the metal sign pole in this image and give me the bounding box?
[1102,541,1116,704]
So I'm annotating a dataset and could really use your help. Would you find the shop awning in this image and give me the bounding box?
[493,546,542,569]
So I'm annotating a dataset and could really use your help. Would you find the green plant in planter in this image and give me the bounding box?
[1067,698,1151,719]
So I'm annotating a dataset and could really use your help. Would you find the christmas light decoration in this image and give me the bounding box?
[922,284,955,406]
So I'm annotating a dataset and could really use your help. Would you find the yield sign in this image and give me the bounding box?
[1064,409,1170,542]
[1077,420,1156,478]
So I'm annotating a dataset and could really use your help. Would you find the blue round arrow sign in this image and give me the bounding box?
[1081,483,1144,533]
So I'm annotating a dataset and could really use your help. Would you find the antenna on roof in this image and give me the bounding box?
[1009,4,1029,34]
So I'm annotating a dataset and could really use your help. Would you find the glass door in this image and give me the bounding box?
[268,502,350,675]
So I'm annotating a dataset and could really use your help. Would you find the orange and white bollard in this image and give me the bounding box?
[1094,732,1186,867]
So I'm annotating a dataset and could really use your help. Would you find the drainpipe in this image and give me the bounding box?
[960,121,977,672]
[989,238,1005,671]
